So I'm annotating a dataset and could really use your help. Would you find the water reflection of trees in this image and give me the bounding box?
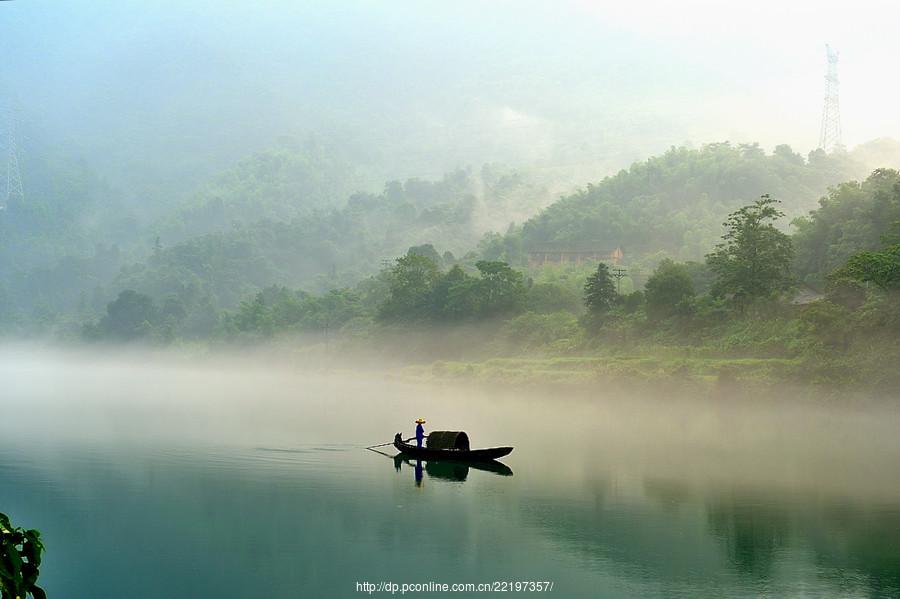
[705,490,900,595]
[705,493,791,579]
[807,501,900,596]
[520,477,900,596]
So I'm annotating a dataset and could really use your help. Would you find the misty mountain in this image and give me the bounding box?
[510,142,887,263]
[1,132,898,340]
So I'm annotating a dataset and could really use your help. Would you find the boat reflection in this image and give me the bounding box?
[425,460,469,481]
[393,454,513,483]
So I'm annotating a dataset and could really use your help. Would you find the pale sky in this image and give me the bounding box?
[571,0,900,147]
[1,0,898,189]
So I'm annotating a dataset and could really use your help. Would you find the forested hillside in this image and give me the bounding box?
[208,171,898,389]
[154,140,370,244]
[0,149,127,274]
[793,168,900,287]
[508,143,869,264]
[0,147,551,331]
[2,136,899,362]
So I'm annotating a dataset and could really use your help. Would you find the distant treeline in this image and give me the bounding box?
[67,168,900,388]
[2,141,899,382]
[0,144,550,322]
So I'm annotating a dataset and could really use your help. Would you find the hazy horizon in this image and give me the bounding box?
[4,0,900,197]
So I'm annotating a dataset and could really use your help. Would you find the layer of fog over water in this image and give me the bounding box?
[2,350,899,598]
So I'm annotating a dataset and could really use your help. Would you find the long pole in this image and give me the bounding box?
[366,441,393,449]
[366,435,422,450]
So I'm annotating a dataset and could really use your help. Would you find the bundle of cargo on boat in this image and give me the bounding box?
[426,431,470,451]
[392,430,512,462]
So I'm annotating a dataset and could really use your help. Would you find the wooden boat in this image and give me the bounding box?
[393,433,513,462]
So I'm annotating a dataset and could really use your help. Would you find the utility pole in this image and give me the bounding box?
[611,267,627,295]
[2,102,25,210]
[819,44,843,153]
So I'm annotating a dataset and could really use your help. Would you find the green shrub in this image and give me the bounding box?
[0,512,46,599]
[502,311,580,351]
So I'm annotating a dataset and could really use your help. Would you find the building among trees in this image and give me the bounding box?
[527,245,623,267]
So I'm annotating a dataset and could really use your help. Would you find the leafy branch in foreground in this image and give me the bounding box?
[0,513,46,599]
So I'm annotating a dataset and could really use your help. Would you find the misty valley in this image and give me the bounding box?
[1,2,899,598]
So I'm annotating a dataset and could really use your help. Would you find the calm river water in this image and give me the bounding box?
[1,351,899,598]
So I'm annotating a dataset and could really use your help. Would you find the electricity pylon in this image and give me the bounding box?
[611,267,627,295]
[818,44,843,153]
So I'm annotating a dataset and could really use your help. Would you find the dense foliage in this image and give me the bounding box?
[583,263,617,317]
[706,195,794,308]
[378,256,526,324]
[793,168,900,287]
[834,243,900,290]
[224,286,366,341]
[0,141,886,331]
[515,143,865,263]
[0,513,46,599]
[644,259,695,320]
[0,153,550,332]
[156,142,368,243]
[2,134,899,388]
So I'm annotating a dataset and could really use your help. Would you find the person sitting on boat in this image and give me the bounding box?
[415,418,426,448]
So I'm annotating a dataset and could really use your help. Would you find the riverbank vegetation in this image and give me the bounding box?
[2,143,898,391]
[78,170,900,390]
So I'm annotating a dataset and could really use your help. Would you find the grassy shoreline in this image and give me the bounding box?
[394,349,895,396]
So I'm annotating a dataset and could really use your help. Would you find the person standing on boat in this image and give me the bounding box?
[415,418,426,448]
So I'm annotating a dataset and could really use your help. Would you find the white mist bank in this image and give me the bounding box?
[2,346,900,503]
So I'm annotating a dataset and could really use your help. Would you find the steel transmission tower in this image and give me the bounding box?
[2,104,25,209]
[818,44,843,153]
[611,267,627,295]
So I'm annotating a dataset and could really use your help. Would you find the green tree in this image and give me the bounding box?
[792,169,900,286]
[377,253,440,322]
[181,295,219,339]
[584,263,617,315]
[682,261,715,295]
[305,289,365,330]
[0,512,46,599]
[233,292,273,337]
[472,260,526,317]
[431,264,477,320]
[644,259,695,320]
[407,243,443,267]
[799,300,852,349]
[706,195,794,309]
[381,260,526,322]
[526,282,582,314]
[519,143,864,263]
[160,295,188,324]
[98,289,158,340]
[831,241,900,290]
